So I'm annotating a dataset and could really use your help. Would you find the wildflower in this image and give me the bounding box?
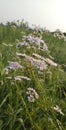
[22,33,48,51]
[26,87,39,102]
[16,40,30,48]
[14,76,22,81]
[16,53,47,70]
[16,42,25,48]
[32,53,57,67]
[27,34,35,43]
[14,76,31,81]
[54,105,64,116]
[16,52,26,57]
[31,59,47,70]
[45,58,57,67]
[32,53,44,60]
[18,53,47,70]
[25,54,47,70]
[34,37,41,47]
[7,61,23,70]
[53,29,65,39]
[22,34,34,43]
[28,95,35,102]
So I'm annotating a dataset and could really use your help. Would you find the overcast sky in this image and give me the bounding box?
[0,0,66,31]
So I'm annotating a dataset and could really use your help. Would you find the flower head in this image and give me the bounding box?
[7,61,23,70]
[26,87,39,102]
[54,105,64,116]
[14,76,31,81]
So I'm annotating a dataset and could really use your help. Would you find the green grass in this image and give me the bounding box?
[0,21,66,130]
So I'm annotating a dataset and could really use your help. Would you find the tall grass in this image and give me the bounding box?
[0,21,66,130]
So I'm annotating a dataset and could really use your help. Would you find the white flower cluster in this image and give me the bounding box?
[26,87,39,102]
[16,41,30,48]
[7,61,23,70]
[22,34,48,51]
[16,52,47,71]
[14,75,31,81]
[16,52,57,68]
[53,29,65,40]
[45,58,57,67]
[22,34,34,44]
[31,58,47,71]
[16,34,48,51]
[32,53,57,67]
[32,25,43,34]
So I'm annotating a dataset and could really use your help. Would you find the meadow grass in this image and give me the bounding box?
[0,21,66,130]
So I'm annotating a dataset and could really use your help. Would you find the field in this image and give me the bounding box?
[0,21,66,130]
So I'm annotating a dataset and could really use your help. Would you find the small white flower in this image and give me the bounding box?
[14,76,22,81]
[54,105,64,116]
[26,87,39,102]
[28,95,35,102]
[16,52,26,57]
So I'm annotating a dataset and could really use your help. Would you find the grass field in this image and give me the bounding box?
[0,21,66,130]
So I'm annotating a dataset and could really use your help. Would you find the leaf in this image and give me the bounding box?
[0,94,9,108]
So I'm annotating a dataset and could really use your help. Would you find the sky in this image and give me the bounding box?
[0,0,66,31]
